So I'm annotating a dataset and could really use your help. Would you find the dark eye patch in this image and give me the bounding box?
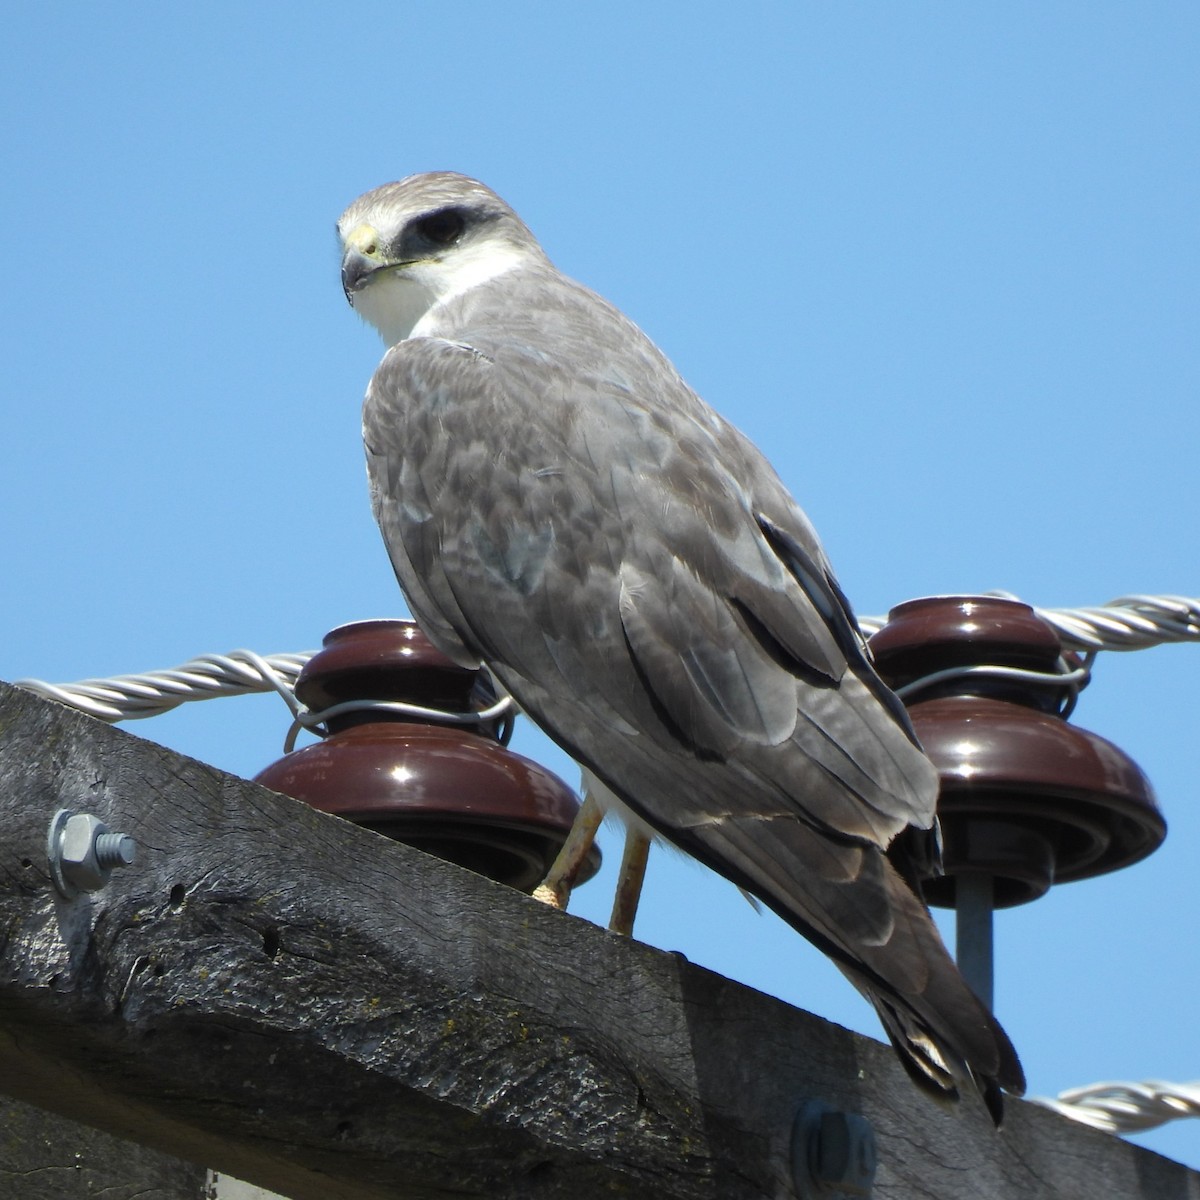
[414,208,466,246]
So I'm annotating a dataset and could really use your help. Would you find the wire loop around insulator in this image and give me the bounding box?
[281,692,518,753]
[893,660,1092,717]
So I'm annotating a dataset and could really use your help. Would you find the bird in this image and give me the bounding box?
[337,171,1024,1122]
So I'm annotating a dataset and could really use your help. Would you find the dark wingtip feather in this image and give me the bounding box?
[870,990,1021,1128]
[978,1074,1007,1127]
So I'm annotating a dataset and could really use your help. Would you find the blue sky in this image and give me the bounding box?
[2,3,1197,1170]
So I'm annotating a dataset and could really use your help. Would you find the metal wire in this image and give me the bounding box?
[16,595,1196,729]
[857,592,1200,651]
[15,650,316,724]
[1033,1079,1200,1134]
[893,661,1092,718]
[281,692,517,753]
[15,648,517,749]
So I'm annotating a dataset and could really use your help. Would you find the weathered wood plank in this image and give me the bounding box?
[0,1093,208,1199]
[0,679,1197,1200]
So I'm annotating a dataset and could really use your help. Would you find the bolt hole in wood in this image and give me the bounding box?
[262,926,282,959]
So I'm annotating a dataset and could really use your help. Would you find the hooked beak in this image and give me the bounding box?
[341,222,386,306]
[341,250,378,306]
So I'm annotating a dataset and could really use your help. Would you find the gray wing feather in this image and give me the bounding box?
[361,277,1023,1109]
[364,325,934,843]
[618,557,800,752]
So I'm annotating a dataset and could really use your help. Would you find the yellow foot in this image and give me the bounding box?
[533,793,604,915]
[531,881,569,909]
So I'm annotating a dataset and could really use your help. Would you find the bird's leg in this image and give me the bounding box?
[608,828,651,937]
[532,792,604,911]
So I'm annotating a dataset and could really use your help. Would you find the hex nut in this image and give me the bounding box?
[60,813,111,892]
[48,810,138,898]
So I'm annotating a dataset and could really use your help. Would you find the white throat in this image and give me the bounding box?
[356,241,527,347]
[352,273,437,348]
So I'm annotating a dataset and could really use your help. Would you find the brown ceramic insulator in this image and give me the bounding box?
[254,620,600,894]
[870,596,1165,908]
[869,594,1072,712]
[291,618,502,736]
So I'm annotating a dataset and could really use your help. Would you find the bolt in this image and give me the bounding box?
[47,810,138,898]
[95,831,138,869]
[792,1100,877,1198]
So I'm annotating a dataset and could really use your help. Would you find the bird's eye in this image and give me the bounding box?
[415,209,466,246]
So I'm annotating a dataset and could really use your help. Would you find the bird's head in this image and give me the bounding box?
[338,172,547,346]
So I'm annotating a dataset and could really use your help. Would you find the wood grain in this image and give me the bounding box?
[0,680,1196,1199]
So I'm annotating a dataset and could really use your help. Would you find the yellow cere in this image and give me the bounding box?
[345,223,381,256]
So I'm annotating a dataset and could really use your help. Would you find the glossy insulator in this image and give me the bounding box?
[870,596,1165,908]
[254,619,599,893]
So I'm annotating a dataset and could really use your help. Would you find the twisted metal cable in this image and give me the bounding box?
[14,647,518,747]
[857,593,1200,650]
[1033,1079,1200,1134]
[15,650,316,724]
[13,594,1198,727]
[1037,594,1200,653]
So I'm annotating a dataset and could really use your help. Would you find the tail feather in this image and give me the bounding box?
[672,811,1025,1123]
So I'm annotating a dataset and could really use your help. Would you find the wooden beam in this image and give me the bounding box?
[0,1093,289,1200]
[0,680,1196,1200]
[0,1093,208,1199]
